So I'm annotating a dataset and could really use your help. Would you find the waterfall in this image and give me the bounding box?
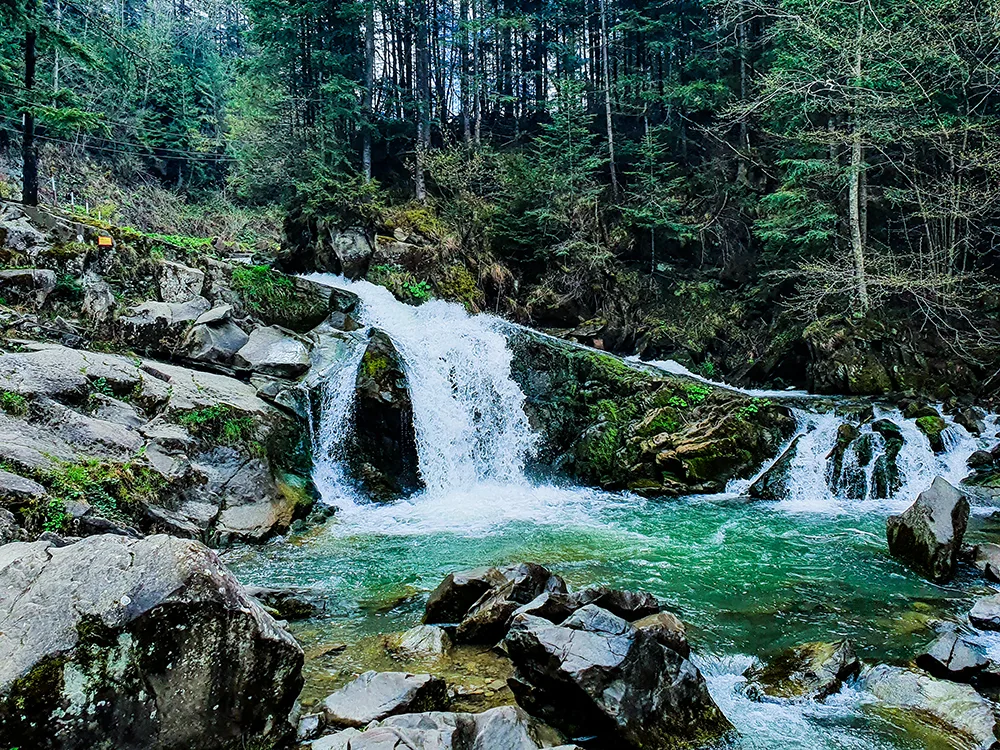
[303,274,536,503]
[640,359,997,511]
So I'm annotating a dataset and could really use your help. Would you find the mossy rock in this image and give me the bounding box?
[915,415,948,453]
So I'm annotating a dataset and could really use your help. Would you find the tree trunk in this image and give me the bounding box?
[599,0,617,196]
[415,0,430,201]
[363,0,375,181]
[22,1,38,207]
[736,0,749,184]
[460,0,471,145]
[848,7,869,312]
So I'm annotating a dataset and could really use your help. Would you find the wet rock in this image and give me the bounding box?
[887,477,969,582]
[871,420,905,499]
[235,325,311,378]
[632,611,690,658]
[970,451,996,471]
[505,605,732,749]
[157,260,205,303]
[455,563,568,644]
[904,402,941,420]
[0,534,303,749]
[0,268,56,308]
[311,705,571,750]
[916,414,948,453]
[297,712,323,741]
[974,544,1000,582]
[970,595,1000,630]
[916,632,988,682]
[745,640,860,701]
[955,408,987,437]
[321,671,447,728]
[388,625,453,658]
[749,435,801,501]
[863,664,998,750]
[424,566,509,624]
[352,328,420,498]
[244,585,321,620]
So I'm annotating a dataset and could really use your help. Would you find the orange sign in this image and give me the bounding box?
[97,236,113,247]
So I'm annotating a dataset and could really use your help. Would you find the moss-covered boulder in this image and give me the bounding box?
[915,414,948,453]
[508,329,795,495]
[0,534,303,749]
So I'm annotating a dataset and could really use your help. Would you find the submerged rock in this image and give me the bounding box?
[0,534,303,749]
[321,671,447,728]
[388,625,453,658]
[863,664,999,750]
[744,640,860,701]
[505,604,732,750]
[887,477,969,582]
[916,632,988,682]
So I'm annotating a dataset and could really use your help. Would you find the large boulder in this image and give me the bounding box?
[351,328,420,498]
[424,566,509,625]
[452,563,568,644]
[887,477,969,582]
[0,534,303,749]
[321,671,447,728]
[157,260,205,303]
[969,595,1000,631]
[311,705,572,750]
[505,605,732,749]
[181,305,249,366]
[744,640,860,701]
[118,296,211,353]
[0,268,57,308]
[863,665,999,750]
[328,227,374,279]
[235,325,311,378]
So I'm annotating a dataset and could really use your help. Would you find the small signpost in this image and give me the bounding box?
[97,235,113,247]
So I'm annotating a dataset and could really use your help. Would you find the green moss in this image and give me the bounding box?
[178,405,264,457]
[915,415,946,437]
[231,264,318,325]
[40,458,163,528]
[382,201,444,237]
[0,654,66,736]
[368,263,433,305]
[435,264,482,311]
[0,390,28,417]
[362,352,391,380]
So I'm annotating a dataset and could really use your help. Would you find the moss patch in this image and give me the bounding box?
[178,405,264,457]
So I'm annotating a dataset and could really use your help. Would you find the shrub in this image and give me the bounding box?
[178,405,264,456]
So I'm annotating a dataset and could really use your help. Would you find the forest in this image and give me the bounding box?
[2,0,1000,391]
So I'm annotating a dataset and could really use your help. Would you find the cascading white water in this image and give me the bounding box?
[303,274,536,501]
[640,359,998,512]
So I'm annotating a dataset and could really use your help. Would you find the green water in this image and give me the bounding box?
[225,483,998,749]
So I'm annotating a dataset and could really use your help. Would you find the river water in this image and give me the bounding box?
[226,275,1000,750]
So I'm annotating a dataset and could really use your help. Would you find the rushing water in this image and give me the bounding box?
[226,276,1000,750]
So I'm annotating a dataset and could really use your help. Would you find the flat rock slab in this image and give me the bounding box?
[321,671,447,728]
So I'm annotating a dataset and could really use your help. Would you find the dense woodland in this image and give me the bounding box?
[2,0,1000,388]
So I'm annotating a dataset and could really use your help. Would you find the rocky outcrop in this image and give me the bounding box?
[351,328,420,498]
[508,329,795,495]
[311,705,572,750]
[0,344,312,544]
[969,595,1000,631]
[181,305,249,365]
[916,632,988,683]
[157,260,205,303]
[863,665,999,750]
[803,316,980,397]
[505,604,732,750]
[887,477,969,582]
[0,268,56,308]
[424,566,509,624]
[0,534,303,750]
[118,296,211,353]
[744,640,860,701]
[321,671,447,728]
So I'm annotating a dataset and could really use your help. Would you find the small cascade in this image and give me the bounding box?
[303,274,536,503]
